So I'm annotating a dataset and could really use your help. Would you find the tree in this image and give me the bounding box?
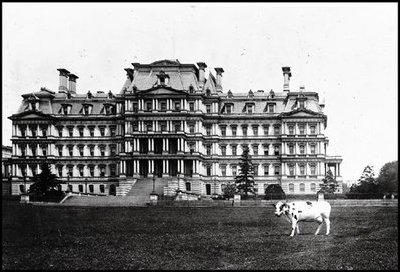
[222,183,237,199]
[347,165,381,198]
[28,163,62,196]
[264,184,285,200]
[376,161,398,195]
[234,147,255,198]
[319,169,339,194]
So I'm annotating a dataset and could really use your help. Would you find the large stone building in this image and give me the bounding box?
[2,145,12,195]
[8,59,342,196]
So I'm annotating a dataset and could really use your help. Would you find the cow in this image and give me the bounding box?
[272,200,331,237]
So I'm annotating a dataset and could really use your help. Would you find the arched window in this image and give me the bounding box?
[310,183,316,192]
[289,183,294,192]
[185,182,191,191]
[300,183,305,192]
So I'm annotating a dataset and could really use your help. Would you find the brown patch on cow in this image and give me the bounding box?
[292,208,295,210]
[306,201,312,206]
[298,210,302,213]
[294,215,297,220]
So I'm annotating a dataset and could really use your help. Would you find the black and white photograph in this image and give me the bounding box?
[2,2,398,270]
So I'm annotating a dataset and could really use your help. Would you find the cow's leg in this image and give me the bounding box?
[296,223,300,234]
[290,220,297,237]
[314,218,323,235]
[324,218,330,235]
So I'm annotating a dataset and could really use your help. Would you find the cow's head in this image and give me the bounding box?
[272,201,288,217]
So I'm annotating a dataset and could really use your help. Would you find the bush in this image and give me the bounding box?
[222,183,237,199]
[264,184,285,200]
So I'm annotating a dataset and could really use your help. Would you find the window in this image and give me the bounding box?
[174,101,181,111]
[289,183,294,192]
[58,166,63,177]
[105,105,114,115]
[206,145,211,156]
[100,166,106,177]
[289,165,295,176]
[174,124,181,132]
[310,125,316,135]
[226,104,232,114]
[263,125,269,135]
[231,126,237,136]
[68,146,73,157]
[300,165,305,175]
[206,104,211,114]
[232,165,237,176]
[78,185,84,193]
[221,146,226,156]
[206,166,211,176]
[89,146,95,157]
[206,126,211,136]
[100,127,105,136]
[78,166,84,177]
[299,125,305,135]
[264,145,269,155]
[252,126,258,136]
[20,184,25,193]
[274,125,280,135]
[185,182,191,191]
[41,127,47,137]
[83,105,90,115]
[89,166,95,177]
[189,102,194,112]
[160,101,167,111]
[300,183,305,192]
[221,165,226,176]
[68,127,74,137]
[110,146,116,156]
[88,127,94,137]
[31,146,37,157]
[57,146,63,157]
[264,165,269,176]
[100,184,105,193]
[79,146,84,157]
[268,104,274,113]
[146,122,153,132]
[221,127,226,136]
[299,145,305,155]
[289,125,294,135]
[253,145,258,155]
[57,127,63,137]
[254,165,258,176]
[289,145,294,155]
[299,101,305,108]
[247,104,253,114]
[310,164,316,175]
[310,144,316,154]
[62,105,69,115]
[68,166,73,177]
[78,127,84,137]
[232,145,237,156]
[274,145,280,155]
[89,185,94,193]
[30,127,37,138]
[21,127,26,137]
[110,165,116,176]
[274,165,280,175]
[189,143,195,154]
[110,127,116,137]
[41,145,47,156]
[31,165,37,176]
[160,122,167,132]
[100,146,105,156]
[310,183,316,192]
[189,124,195,134]
[242,126,247,136]
[132,102,138,112]
[146,101,152,111]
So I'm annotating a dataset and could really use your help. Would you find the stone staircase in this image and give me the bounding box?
[126,177,168,197]
[116,178,137,196]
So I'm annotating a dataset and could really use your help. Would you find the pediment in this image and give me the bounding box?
[139,87,187,96]
[280,108,323,117]
[9,110,54,120]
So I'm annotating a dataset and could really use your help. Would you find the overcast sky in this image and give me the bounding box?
[2,3,397,182]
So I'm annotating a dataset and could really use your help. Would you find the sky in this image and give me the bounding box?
[2,3,398,183]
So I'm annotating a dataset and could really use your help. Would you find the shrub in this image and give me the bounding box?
[264,184,285,200]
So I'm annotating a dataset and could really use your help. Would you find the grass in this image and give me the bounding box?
[2,199,398,270]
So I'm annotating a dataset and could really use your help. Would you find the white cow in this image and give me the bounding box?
[273,200,331,237]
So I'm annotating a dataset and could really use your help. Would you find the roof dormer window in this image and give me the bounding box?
[206,89,211,96]
[86,91,93,99]
[189,85,195,93]
[157,70,169,86]
[104,104,115,115]
[60,104,72,115]
[108,91,114,99]
[82,104,93,115]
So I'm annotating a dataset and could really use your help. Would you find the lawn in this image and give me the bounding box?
[2,199,398,270]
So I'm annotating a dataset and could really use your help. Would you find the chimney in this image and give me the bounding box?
[282,67,292,92]
[214,67,224,92]
[68,73,79,93]
[197,62,207,88]
[57,68,70,93]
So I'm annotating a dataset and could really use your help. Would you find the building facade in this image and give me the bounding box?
[2,145,12,195]
[8,59,342,196]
